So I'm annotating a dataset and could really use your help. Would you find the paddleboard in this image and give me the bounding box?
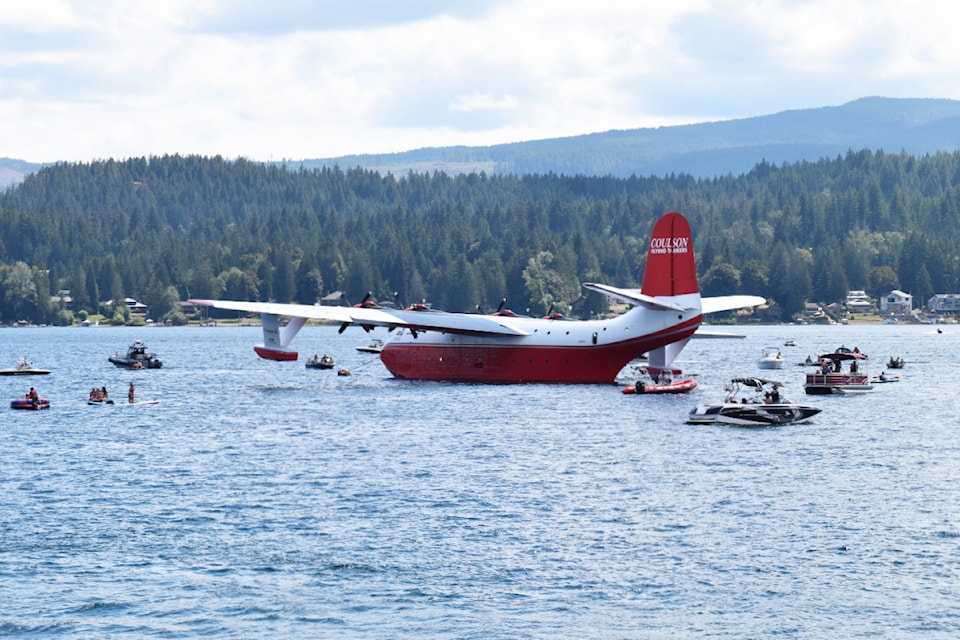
[122,399,160,406]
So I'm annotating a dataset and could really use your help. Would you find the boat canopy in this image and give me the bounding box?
[816,352,868,362]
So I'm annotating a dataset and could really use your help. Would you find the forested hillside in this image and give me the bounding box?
[1,149,959,325]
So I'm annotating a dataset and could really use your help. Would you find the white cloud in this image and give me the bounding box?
[0,0,958,162]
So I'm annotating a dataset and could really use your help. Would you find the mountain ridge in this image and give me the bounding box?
[303,97,960,178]
[3,96,960,187]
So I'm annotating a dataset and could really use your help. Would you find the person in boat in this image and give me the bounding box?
[770,385,781,403]
[101,386,109,401]
[89,388,99,401]
[128,381,135,403]
[28,387,39,408]
[849,360,858,373]
[878,371,886,381]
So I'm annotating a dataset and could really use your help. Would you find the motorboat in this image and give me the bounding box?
[108,340,163,369]
[687,377,821,426]
[757,347,784,369]
[356,338,384,354]
[305,354,336,369]
[0,357,50,375]
[621,365,697,394]
[804,351,872,394]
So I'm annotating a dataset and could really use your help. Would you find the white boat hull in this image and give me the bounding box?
[688,402,821,426]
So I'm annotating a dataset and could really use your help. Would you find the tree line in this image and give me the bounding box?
[1,149,959,325]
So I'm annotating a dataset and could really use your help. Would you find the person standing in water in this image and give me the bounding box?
[128,381,135,404]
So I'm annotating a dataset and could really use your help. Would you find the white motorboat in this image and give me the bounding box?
[0,357,50,376]
[757,347,784,369]
[356,338,384,354]
[687,377,822,426]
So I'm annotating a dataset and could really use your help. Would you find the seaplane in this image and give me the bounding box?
[189,212,764,384]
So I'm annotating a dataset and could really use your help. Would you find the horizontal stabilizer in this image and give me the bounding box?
[581,283,688,312]
[701,295,766,314]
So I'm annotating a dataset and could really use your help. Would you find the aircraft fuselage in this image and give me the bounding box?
[379,307,702,383]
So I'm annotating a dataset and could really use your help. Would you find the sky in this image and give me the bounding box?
[2,0,959,163]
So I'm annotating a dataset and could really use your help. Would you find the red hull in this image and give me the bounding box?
[379,320,699,384]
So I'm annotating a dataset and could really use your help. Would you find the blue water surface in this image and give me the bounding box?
[1,323,958,638]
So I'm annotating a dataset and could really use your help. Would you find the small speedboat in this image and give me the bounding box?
[305,354,336,369]
[688,377,821,426]
[11,397,50,410]
[0,358,50,376]
[356,338,384,354]
[109,340,163,369]
[757,347,784,369]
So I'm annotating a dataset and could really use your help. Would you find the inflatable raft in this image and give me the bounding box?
[11,398,50,410]
[622,378,698,394]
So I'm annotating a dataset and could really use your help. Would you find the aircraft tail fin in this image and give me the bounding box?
[640,212,698,298]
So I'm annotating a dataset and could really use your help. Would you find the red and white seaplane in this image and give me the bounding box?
[190,212,763,384]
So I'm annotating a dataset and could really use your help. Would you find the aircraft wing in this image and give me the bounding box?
[581,283,687,312]
[701,295,766,314]
[188,299,531,336]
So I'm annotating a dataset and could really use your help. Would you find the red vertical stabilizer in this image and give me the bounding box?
[640,212,698,297]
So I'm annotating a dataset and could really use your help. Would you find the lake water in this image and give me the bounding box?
[1,323,958,638]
